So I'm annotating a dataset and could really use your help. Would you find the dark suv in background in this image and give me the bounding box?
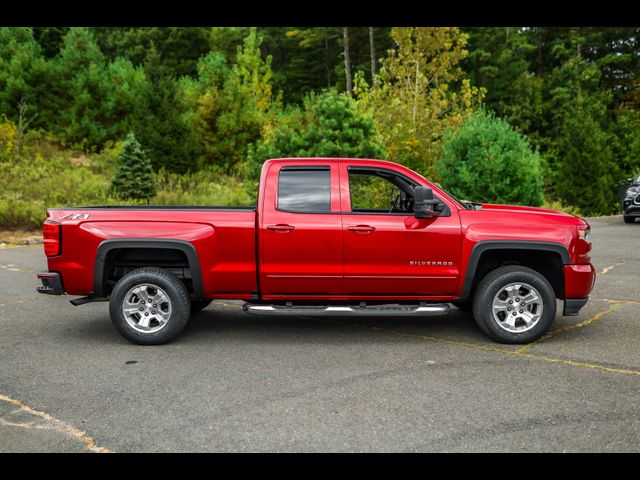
[620,174,640,223]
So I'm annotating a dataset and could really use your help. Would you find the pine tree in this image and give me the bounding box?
[129,45,199,173]
[246,90,384,179]
[0,28,51,127]
[437,109,544,207]
[52,28,146,149]
[111,133,156,201]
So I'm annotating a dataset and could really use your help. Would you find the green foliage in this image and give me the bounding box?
[50,28,147,149]
[128,46,199,173]
[0,27,50,126]
[437,109,544,207]
[92,27,211,78]
[32,27,70,58]
[6,26,640,220]
[553,105,617,216]
[0,131,252,228]
[358,27,484,177]
[181,28,277,173]
[0,130,118,227]
[246,90,385,179]
[153,169,254,206]
[111,133,156,201]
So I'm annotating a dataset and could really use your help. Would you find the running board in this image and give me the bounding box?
[242,303,450,317]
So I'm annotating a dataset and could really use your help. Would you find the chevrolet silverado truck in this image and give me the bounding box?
[37,158,596,345]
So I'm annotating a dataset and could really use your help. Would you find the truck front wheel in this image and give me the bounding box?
[109,267,191,345]
[472,265,556,344]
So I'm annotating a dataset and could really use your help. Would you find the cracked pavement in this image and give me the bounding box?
[0,215,639,452]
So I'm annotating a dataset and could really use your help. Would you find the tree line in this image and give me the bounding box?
[1,26,639,215]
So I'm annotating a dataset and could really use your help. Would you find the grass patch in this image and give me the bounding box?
[0,134,255,229]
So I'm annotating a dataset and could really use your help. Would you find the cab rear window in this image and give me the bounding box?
[277,167,331,213]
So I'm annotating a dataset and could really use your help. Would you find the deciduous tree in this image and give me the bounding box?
[358,27,484,176]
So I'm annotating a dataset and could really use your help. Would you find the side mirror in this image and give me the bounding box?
[414,186,438,219]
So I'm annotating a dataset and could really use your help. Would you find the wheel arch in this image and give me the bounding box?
[93,239,205,300]
[458,241,570,303]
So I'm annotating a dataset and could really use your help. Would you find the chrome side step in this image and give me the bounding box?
[242,303,450,317]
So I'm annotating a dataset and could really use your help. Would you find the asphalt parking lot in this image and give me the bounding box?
[1,215,639,452]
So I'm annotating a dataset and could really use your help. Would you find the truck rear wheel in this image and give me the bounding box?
[472,265,556,344]
[109,267,191,345]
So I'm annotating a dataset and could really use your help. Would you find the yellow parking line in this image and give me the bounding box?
[217,301,640,378]
[311,316,640,378]
[601,299,640,305]
[0,393,110,453]
[515,351,640,377]
[597,262,625,275]
[515,304,620,353]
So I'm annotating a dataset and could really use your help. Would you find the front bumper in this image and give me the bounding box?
[37,271,65,295]
[563,264,596,316]
[622,196,640,216]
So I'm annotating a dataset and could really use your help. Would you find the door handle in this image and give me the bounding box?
[347,225,376,233]
[266,224,295,232]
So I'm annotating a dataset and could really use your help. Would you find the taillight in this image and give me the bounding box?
[43,220,61,256]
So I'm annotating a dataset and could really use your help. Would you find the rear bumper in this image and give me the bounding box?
[563,264,596,316]
[37,271,65,295]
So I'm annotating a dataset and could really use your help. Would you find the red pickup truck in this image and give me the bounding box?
[37,158,595,345]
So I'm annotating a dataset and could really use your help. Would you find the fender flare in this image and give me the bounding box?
[457,240,570,302]
[93,239,205,299]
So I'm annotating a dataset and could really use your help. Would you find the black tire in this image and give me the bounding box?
[472,265,556,344]
[109,267,191,345]
[191,299,212,313]
[451,299,472,312]
[623,215,635,224]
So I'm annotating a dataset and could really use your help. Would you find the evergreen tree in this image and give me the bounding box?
[111,132,156,201]
[32,27,69,58]
[247,90,384,179]
[437,109,544,207]
[129,45,199,173]
[554,105,615,216]
[463,28,540,132]
[92,27,211,78]
[0,28,50,127]
[52,28,147,149]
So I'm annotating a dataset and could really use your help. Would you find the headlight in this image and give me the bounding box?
[626,186,639,196]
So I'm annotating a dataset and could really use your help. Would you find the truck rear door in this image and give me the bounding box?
[258,162,343,297]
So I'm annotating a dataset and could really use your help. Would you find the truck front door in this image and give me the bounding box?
[339,163,462,297]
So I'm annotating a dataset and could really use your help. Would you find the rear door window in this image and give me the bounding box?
[277,167,331,213]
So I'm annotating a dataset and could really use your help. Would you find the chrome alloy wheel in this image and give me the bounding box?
[122,283,172,333]
[491,282,543,333]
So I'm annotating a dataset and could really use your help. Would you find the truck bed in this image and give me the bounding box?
[46,206,258,298]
